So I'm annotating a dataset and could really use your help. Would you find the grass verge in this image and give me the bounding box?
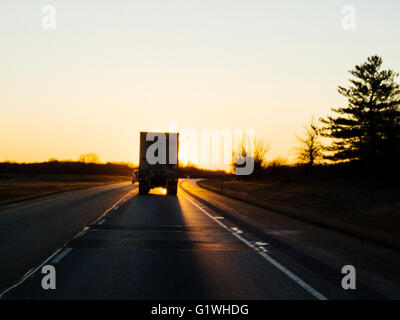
[198,178,400,249]
[0,174,130,206]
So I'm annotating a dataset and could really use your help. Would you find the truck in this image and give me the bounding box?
[138,132,179,195]
[132,169,139,184]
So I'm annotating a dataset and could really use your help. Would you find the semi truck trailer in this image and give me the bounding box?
[138,132,179,195]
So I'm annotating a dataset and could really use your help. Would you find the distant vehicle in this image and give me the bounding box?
[132,169,139,184]
[138,132,179,195]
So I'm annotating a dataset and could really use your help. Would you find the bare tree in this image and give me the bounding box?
[268,157,289,167]
[78,152,100,163]
[295,118,323,169]
[232,135,269,177]
[253,139,269,169]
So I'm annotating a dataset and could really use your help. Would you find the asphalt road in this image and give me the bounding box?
[1,180,399,299]
[0,182,134,293]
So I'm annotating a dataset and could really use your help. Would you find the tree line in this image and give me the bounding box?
[0,160,134,176]
[234,55,400,177]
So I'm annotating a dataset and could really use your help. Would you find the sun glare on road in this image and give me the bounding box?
[149,188,168,195]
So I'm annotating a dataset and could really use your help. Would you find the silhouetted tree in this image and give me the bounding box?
[232,136,269,178]
[320,55,400,166]
[253,139,269,174]
[268,157,289,167]
[295,118,323,170]
[78,152,100,163]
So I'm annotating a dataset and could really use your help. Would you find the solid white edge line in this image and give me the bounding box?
[0,188,136,300]
[183,194,328,301]
[0,247,62,299]
[51,248,73,264]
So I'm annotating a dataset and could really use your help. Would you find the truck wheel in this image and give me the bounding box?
[139,184,148,195]
[167,187,177,195]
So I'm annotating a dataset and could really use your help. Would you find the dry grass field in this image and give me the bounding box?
[198,178,400,248]
[0,174,130,206]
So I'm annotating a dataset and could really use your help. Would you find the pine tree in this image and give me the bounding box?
[320,55,400,166]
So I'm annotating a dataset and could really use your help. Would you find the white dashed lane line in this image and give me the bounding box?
[0,189,135,300]
[183,194,328,301]
[51,248,73,264]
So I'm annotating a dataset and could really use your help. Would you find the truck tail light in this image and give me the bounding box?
[174,178,178,182]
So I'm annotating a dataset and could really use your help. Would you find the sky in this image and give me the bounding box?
[1,0,400,168]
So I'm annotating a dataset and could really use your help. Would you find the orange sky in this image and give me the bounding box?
[1,1,400,169]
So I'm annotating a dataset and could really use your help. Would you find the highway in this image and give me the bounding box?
[1,180,399,299]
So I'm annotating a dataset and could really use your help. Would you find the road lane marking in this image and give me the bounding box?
[71,227,89,241]
[0,247,62,299]
[51,248,72,264]
[183,194,328,300]
[0,182,133,216]
[0,189,136,300]
[255,241,268,246]
[231,227,243,234]
[91,189,135,225]
[0,194,70,215]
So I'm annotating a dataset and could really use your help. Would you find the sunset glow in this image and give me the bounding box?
[1,1,400,168]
